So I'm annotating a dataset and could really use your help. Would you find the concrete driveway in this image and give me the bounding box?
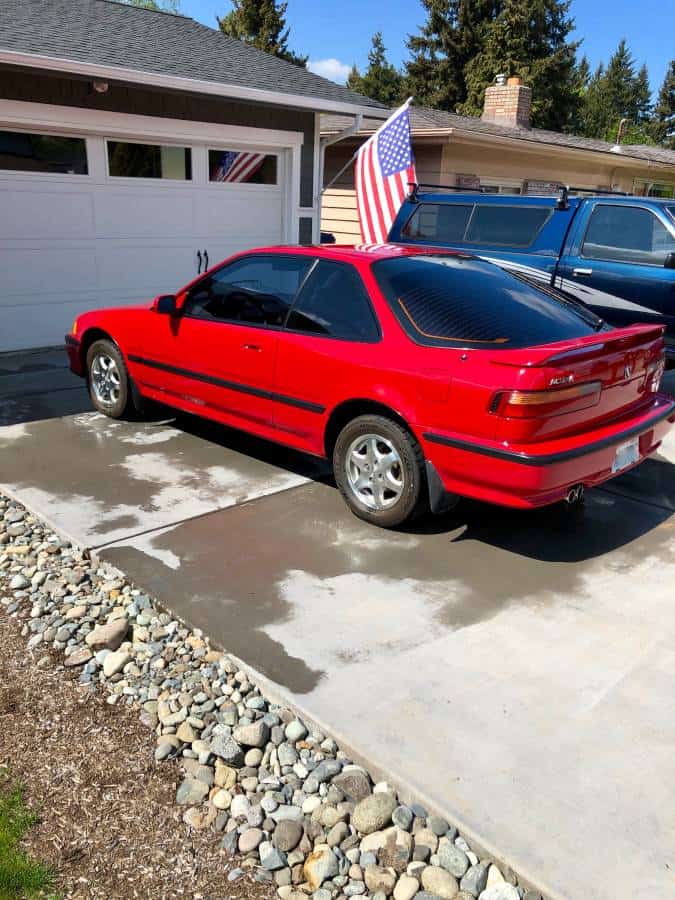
[2,348,674,900]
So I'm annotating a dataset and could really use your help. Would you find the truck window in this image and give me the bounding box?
[401,203,550,247]
[582,205,675,266]
[372,255,601,350]
[402,204,472,242]
[465,205,551,247]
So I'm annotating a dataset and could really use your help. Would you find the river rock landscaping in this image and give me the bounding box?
[0,491,544,900]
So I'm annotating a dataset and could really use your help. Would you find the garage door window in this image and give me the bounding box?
[209,149,277,184]
[0,130,87,174]
[107,141,192,180]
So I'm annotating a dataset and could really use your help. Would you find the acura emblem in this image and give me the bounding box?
[624,364,633,379]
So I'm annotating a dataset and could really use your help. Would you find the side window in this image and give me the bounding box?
[582,205,675,265]
[184,255,312,326]
[464,205,551,246]
[286,260,380,342]
[402,203,473,242]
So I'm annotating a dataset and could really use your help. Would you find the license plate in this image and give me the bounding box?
[611,437,640,473]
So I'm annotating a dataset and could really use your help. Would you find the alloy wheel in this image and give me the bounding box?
[90,353,122,407]
[345,433,405,511]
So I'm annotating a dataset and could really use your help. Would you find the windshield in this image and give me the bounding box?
[372,255,605,350]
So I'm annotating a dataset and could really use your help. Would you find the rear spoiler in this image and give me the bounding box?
[493,325,665,368]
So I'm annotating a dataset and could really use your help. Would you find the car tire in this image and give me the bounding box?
[333,414,427,528]
[86,339,134,419]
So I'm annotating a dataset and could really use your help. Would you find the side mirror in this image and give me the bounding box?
[153,294,179,314]
[664,252,675,269]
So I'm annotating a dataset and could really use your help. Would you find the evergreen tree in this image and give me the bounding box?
[566,54,591,135]
[459,0,580,131]
[346,33,404,105]
[579,40,653,142]
[218,0,307,67]
[648,60,674,147]
[404,0,500,112]
[121,0,181,10]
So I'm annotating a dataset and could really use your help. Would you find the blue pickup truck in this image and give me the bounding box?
[388,188,675,360]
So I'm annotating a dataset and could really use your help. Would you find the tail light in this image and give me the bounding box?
[646,359,665,393]
[489,381,602,419]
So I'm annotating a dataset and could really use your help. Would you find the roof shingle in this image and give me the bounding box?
[323,106,675,168]
[0,0,386,113]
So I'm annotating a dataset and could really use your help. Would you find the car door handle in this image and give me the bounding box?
[242,343,262,352]
[572,267,593,277]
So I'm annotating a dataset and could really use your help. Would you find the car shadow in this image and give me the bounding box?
[405,477,672,565]
[168,407,672,566]
[168,408,331,482]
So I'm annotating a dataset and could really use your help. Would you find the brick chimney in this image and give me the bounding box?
[482,75,532,129]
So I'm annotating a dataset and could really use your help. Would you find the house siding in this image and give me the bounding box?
[0,66,317,226]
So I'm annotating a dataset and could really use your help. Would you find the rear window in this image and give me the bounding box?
[401,203,551,247]
[373,255,602,350]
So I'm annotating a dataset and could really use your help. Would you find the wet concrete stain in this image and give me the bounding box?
[99,476,673,694]
[3,354,674,695]
[0,411,326,547]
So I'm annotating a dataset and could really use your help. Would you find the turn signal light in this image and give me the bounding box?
[489,381,602,418]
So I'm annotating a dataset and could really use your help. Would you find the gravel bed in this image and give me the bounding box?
[0,492,544,900]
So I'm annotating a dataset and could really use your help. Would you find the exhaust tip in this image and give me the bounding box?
[565,484,585,505]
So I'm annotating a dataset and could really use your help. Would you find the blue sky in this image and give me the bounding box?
[181,0,674,97]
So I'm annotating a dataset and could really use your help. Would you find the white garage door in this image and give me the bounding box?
[0,107,300,352]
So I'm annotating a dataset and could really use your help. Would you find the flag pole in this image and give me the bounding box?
[320,97,414,197]
[321,149,360,196]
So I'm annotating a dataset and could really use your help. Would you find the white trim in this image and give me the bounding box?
[312,112,322,243]
[0,48,388,119]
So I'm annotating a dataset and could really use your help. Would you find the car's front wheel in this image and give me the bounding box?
[86,339,133,419]
[333,414,426,528]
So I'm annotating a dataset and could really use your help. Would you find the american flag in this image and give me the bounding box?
[355,100,416,244]
[212,150,266,183]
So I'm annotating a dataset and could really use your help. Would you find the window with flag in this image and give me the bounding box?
[355,101,416,245]
[208,149,277,184]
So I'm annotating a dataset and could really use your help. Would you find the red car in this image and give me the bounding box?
[66,244,674,528]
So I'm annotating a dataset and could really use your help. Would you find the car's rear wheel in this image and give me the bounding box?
[333,414,426,528]
[86,339,133,419]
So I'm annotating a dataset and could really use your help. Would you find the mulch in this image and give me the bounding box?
[0,607,275,900]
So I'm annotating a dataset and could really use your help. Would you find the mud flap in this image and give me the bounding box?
[425,460,460,515]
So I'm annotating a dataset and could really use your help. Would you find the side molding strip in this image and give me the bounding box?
[128,354,326,414]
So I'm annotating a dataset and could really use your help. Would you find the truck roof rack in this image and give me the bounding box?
[408,182,632,208]
[408,182,485,200]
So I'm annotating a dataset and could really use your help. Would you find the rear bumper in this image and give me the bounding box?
[64,334,84,377]
[421,396,675,509]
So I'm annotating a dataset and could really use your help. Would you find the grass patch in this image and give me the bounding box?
[0,769,57,899]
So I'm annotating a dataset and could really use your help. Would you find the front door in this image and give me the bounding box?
[557,203,675,352]
[142,254,314,430]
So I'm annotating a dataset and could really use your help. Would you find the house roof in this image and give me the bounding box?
[0,0,387,117]
[323,106,675,168]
